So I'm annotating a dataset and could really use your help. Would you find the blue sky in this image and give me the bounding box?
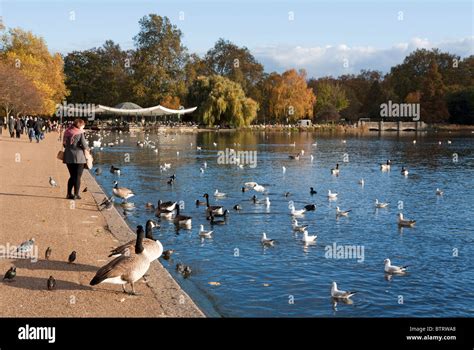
[1,0,473,77]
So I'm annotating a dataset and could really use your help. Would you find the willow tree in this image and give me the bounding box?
[187,75,258,127]
[1,28,67,115]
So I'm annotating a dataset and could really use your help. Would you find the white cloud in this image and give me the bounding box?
[253,37,474,78]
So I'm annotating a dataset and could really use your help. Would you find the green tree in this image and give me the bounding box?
[420,61,449,123]
[132,14,188,106]
[446,87,474,124]
[310,80,349,121]
[204,38,264,100]
[187,75,258,127]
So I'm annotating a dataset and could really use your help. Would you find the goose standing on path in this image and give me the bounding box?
[375,199,389,208]
[109,220,163,261]
[90,225,151,295]
[331,282,356,300]
[174,206,192,228]
[384,258,408,274]
[331,163,340,176]
[261,233,275,246]
[203,193,224,215]
[112,181,134,202]
[398,213,416,227]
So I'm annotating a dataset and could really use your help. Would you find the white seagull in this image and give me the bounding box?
[199,225,213,238]
[214,189,226,198]
[336,206,351,217]
[384,258,408,274]
[398,213,416,227]
[292,219,308,232]
[302,230,317,244]
[261,232,275,246]
[327,190,338,200]
[289,203,306,216]
[375,199,389,208]
[331,282,356,300]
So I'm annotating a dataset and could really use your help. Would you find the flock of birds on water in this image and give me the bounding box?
[3,129,453,308]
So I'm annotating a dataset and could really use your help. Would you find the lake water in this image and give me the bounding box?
[89,130,474,317]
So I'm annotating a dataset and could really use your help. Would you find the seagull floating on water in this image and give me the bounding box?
[398,213,416,227]
[331,282,356,300]
[384,258,408,274]
[336,206,351,217]
[302,230,317,244]
[436,188,444,196]
[375,199,389,208]
[261,233,275,246]
[327,190,338,200]
[292,219,308,232]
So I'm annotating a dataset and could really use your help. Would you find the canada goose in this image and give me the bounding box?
[155,207,174,220]
[203,193,224,215]
[292,219,308,232]
[436,188,444,196]
[336,207,351,217]
[331,282,356,300]
[68,251,76,264]
[253,184,265,192]
[110,165,121,175]
[261,233,275,246]
[241,186,248,193]
[233,204,242,211]
[157,200,177,211]
[174,206,192,227]
[196,199,206,206]
[199,225,213,238]
[90,225,151,295]
[3,266,16,281]
[167,178,174,185]
[95,167,102,176]
[401,167,409,176]
[398,213,416,227]
[289,152,300,160]
[304,204,316,211]
[169,174,176,180]
[375,199,389,208]
[284,192,291,197]
[384,258,408,274]
[214,189,226,198]
[208,214,226,225]
[358,178,365,186]
[380,160,391,171]
[49,177,58,187]
[289,203,306,216]
[331,163,340,175]
[302,230,317,244]
[310,187,317,195]
[109,220,163,262]
[112,181,134,201]
[327,190,338,200]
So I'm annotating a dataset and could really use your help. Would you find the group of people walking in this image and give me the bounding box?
[0,116,58,142]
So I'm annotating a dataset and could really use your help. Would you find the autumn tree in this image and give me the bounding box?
[187,75,258,127]
[0,61,43,117]
[261,69,315,123]
[1,28,67,115]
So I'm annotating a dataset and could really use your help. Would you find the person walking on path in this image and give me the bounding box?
[63,118,89,199]
[27,117,35,142]
[14,117,22,138]
[34,117,43,143]
[8,116,15,138]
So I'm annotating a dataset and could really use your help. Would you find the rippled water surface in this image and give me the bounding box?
[90,130,474,317]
